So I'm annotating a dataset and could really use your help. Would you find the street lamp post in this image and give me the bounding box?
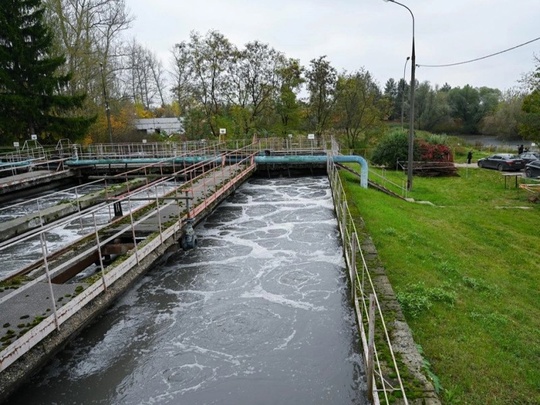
[384,0,416,190]
[401,56,410,129]
[99,62,113,144]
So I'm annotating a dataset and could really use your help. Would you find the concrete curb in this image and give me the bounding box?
[360,236,441,404]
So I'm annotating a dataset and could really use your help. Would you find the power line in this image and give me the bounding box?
[417,36,540,68]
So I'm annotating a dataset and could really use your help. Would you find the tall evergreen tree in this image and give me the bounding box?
[383,78,398,120]
[0,0,94,144]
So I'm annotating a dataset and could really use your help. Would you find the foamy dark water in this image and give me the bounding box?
[9,177,367,404]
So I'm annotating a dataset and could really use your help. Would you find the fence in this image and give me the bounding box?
[0,151,255,372]
[327,157,408,404]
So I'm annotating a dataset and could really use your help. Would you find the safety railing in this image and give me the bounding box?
[0,140,73,174]
[79,141,230,161]
[0,153,255,372]
[327,157,408,404]
[368,167,408,199]
[0,152,216,244]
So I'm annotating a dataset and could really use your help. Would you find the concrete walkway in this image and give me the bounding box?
[0,170,74,202]
[454,162,479,168]
[0,161,255,398]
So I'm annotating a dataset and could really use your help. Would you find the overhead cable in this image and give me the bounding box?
[417,35,540,68]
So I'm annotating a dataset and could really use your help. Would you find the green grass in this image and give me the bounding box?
[341,167,540,405]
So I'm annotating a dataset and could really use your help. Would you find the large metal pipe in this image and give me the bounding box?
[254,155,368,188]
[67,154,369,188]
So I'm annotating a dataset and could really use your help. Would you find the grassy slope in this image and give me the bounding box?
[341,167,539,404]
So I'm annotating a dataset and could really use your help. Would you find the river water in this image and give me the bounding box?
[8,177,367,404]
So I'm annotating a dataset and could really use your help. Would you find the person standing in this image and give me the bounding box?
[467,150,473,164]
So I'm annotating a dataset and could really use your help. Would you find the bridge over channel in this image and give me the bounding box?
[0,139,427,404]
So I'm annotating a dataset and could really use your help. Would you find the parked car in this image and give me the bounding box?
[519,151,540,164]
[477,153,525,171]
[524,159,540,178]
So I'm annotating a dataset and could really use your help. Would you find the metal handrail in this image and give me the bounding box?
[327,156,408,404]
[0,157,253,373]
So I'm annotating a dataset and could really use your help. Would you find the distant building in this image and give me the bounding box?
[134,118,184,135]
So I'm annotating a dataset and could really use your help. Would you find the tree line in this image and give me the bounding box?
[383,77,537,141]
[1,0,539,148]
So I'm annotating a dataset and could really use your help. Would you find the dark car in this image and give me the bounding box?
[477,153,525,171]
[524,159,540,178]
[519,151,540,164]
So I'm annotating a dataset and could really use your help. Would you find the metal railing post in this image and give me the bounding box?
[40,233,59,330]
[341,200,347,236]
[351,233,357,304]
[36,199,44,230]
[128,195,139,264]
[104,179,112,221]
[93,213,107,291]
[75,186,83,230]
[155,185,163,244]
[367,294,375,402]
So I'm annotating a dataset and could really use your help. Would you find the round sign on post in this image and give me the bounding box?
[142,139,147,144]
[31,134,37,140]
[219,128,226,135]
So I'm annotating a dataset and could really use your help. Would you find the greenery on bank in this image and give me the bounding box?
[341,167,539,404]
[0,0,95,143]
[2,1,540,148]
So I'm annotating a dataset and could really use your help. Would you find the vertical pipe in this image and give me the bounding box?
[185,190,190,218]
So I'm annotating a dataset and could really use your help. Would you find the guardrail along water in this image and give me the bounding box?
[7,176,367,404]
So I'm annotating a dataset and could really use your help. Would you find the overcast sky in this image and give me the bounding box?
[126,0,539,93]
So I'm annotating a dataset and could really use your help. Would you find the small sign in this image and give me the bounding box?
[31,134,37,140]
[219,128,227,135]
[142,139,147,144]
[288,134,293,138]
[13,142,19,148]
[307,134,315,140]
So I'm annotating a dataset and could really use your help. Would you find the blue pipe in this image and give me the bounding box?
[0,160,34,168]
[66,154,368,188]
[254,155,368,188]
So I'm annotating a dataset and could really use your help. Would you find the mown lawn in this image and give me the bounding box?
[341,167,540,404]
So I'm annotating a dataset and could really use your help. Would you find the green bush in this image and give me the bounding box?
[371,130,421,168]
[372,130,454,168]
